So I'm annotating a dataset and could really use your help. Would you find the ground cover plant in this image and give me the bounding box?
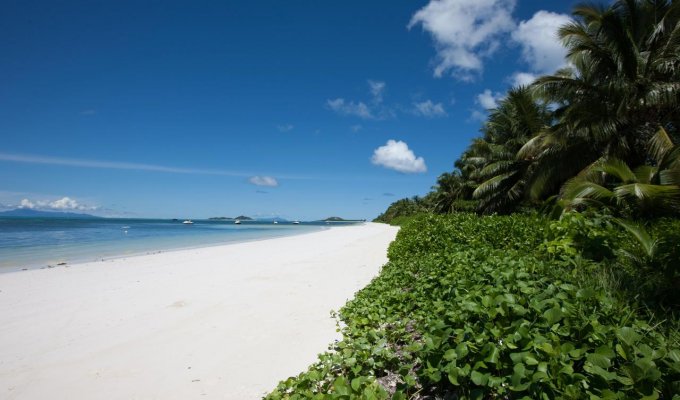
[267,214,680,399]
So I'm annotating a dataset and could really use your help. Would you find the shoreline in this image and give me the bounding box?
[0,225,330,274]
[0,224,330,274]
[0,222,399,399]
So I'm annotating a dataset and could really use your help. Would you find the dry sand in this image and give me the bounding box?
[0,222,399,399]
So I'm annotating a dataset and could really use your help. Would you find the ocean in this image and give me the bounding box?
[0,218,353,271]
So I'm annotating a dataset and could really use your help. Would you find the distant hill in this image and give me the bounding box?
[0,209,101,219]
[234,215,253,220]
[324,216,347,221]
[322,217,367,222]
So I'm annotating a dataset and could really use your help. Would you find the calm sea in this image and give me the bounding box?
[0,218,351,271]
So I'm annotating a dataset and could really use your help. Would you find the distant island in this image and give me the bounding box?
[0,209,101,219]
[234,216,253,221]
[324,217,347,221]
[322,217,366,222]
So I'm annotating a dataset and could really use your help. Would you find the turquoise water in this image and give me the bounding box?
[0,218,347,270]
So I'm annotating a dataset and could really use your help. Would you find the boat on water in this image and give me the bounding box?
[183,220,194,225]
[234,220,241,224]
[292,221,300,225]
[273,221,278,224]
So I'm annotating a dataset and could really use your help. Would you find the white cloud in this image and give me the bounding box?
[368,80,386,103]
[413,100,447,118]
[277,124,294,132]
[18,196,97,211]
[20,199,36,209]
[476,89,503,109]
[50,197,81,210]
[371,140,427,174]
[326,98,373,119]
[510,72,538,87]
[409,0,516,79]
[351,124,363,132]
[511,10,571,74]
[249,176,279,187]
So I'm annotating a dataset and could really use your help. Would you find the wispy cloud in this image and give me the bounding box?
[18,196,98,211]
[412,100,447,118]
[351,124,363,133]
[249,176,279,187]
[327,98,374,119]
[368,80,386,104]
[80,109,97,116]
[327,81,394,120]
[277,124,294,132]
[0,152,306,180]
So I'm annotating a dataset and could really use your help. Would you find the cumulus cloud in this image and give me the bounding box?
[277,124,294,132]
[368,80,386,103]
[18,196,98,211]
[409,2,571,84]
[413,100,447,118]
[20,199,36,209]
[476,89,504,109]
[371,140,427,174]
[512,11,571,74]
[249,176,279,187]
[326,98,373,119]
[409,0,516,80]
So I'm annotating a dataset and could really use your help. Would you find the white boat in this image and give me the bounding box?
[292,221,300,225]
[273,221,278,224]
[234,220,241,224]
[183,220,194,225]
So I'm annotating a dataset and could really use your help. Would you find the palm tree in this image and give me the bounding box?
[430,172,477,213]
[470,87,551,213]
[524,0,680,200]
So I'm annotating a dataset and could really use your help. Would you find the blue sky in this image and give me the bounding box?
[1,0,576,220]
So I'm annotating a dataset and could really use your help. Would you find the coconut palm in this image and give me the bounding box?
[524,0,680,200]
[471,87,551,214]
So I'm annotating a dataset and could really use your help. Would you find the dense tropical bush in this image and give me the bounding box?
[267,214,680,399]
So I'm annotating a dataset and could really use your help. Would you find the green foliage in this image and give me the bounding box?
[373,197,431,224]
[266,214,680,399]
[542,212,620,262]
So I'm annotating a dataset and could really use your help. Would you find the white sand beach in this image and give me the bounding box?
[0,223,399,400]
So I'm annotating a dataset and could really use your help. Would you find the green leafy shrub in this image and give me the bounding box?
[267,214,680,399]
